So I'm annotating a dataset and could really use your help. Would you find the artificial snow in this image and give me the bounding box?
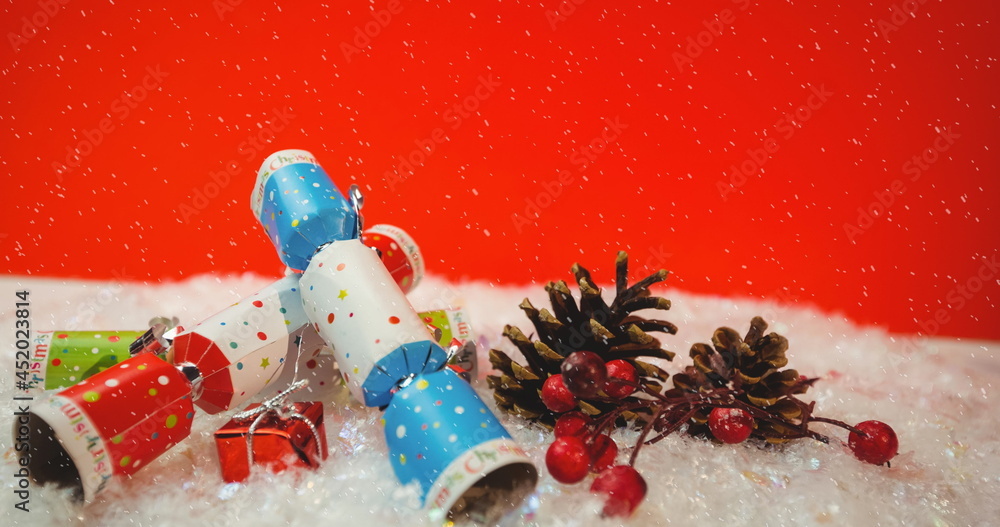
[1,273,998,526]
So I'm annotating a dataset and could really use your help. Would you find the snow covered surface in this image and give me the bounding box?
[1,273,998,526]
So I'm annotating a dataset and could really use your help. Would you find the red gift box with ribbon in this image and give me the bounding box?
[214,383,328,483]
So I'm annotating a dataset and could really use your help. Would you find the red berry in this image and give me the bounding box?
[561,351,607,398]
[848,420,898,465]
[546,436,591,484]
[541,374,577,413]
[590,465,647,517]
[603,360,638,399]
[554,411,591,438]
[708,407,754,444]
[589,434,618,473]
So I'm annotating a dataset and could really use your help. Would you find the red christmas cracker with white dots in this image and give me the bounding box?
[30,352,194,500]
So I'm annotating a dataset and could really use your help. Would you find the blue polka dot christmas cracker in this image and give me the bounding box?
[384,368,538,521]
[254,150,450,407]
[251,149,359,271]
[255,149,538,519]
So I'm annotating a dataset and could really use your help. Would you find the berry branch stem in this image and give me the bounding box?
[586,401,650,441]
[627,404,665,467]
[644,404,709,446]
[605,378,670,403]
[809,416,865,436]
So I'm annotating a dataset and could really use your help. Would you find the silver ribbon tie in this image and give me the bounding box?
[232,379,322,469]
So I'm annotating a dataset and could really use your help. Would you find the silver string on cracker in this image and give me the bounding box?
[445,339,478,382]
[290,329,305,384]
[348,183,364,236]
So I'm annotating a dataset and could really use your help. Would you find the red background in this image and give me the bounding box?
[2,1,998,340]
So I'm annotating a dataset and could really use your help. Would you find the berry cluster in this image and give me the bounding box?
[540,352,639,412]
[487,252,676,429]
[489,254,900,518]
[541,350,899,517]
[541,351,648,516]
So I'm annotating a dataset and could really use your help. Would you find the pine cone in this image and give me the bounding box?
[488,251,676,427]
[670,316,817,442]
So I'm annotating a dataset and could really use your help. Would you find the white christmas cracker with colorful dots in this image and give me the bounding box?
[171,274,317,414]
[299,239,448,407]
